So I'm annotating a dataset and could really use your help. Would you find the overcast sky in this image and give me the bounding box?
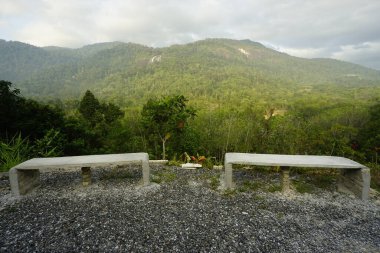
[1,0,380,70]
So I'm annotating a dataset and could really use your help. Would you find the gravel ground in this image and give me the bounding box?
[0,165,379,252]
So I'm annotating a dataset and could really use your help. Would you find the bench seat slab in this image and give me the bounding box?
[10,153,150,197]
[224,153,370,201]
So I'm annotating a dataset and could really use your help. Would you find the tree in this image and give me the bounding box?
[0,80,65,141]
[79,90,124,126]
[141,95,196,159]
[79,90,102,126]
[0,80,22,138]
[359,101,380,163]
[77,90,125,154]
[101,102,124,124]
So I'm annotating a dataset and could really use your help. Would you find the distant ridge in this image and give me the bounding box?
[0,38,379,104]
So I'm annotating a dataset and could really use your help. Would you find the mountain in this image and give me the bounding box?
[1,38,380,107]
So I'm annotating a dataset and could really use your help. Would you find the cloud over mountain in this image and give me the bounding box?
[1,0,379,69]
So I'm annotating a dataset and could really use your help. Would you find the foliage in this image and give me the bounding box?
[202,157,218,169]
[238,180,261,192]
[76,90,125,154]
[209,176,220,190]
[170,127,201,156]
[0,80,65,141]
[0,130,67,171]
[0,82,128,161]
[102,102,124,124]
[190,154,206,164]
[0,81,22,127]
[33,129,64,157]
[0,40,380,189]
[100,168,135,181]
[79,90,102,125]
[79,90,124,126]
[294,180,314,194]
[2,39,380,103]
[359,101,380,163]
[222,188,238,197]
[141,95,196,159]
[368,163,380,191]
[167,160,182,166]
[267,184,282,193]
[151,170,177,183]
[0,134,31,172]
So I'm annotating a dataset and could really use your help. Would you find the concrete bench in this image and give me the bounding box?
[9,153,150,197]
[224,153,371,200]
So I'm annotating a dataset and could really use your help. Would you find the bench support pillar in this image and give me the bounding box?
[338,168,370,201]
[142,160,150,186]
[224,163,234,189]
[281,167,290,193]
[9,168,40,197]
[81,167,92,186]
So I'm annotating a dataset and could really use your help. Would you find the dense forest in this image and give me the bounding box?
[2,38,380,103]
[0,38,379,189]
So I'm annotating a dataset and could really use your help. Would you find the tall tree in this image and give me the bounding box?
[141,95,196,159]
[79,90,124,126]
[101,102,124,124]
[79,90,102,126]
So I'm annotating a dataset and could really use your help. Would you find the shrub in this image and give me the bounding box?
[0,134,31,172]
[368,163,380,191]
[151,170,177,183]
[210,176,220,190]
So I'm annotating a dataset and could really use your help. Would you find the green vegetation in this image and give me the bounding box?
[2,39,380,103]
[100,168,135,181]
[0,81,128,171]
[151,170,177,184]
[238,180,261,192]
[141,95,196,159]
[293,181,314,194]
[0,134,30,172]
[0,39,379,190]
[209,176,220,190]
[222,188,237,197]
[369,163,380,191]
[312,173,337,189]
[267,184,282,193]
[1,79,380,182]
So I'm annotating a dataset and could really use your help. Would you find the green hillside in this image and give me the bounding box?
[1,38,379,108]
[1,39,380,174]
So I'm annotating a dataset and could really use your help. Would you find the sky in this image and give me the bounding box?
[1,0,380,70]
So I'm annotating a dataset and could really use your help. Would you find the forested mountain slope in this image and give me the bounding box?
[1,39,380,166]
[1,38,380,106]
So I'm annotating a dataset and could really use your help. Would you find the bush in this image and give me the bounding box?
[368,163,380,191]
[0,134,31,172]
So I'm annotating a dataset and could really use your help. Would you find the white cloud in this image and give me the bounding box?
[17,22,85,47]
[331,42,380,69]
[0,0,28,16]
[1,0,380,68]
[277,47,329,59]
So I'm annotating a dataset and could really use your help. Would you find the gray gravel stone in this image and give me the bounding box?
[0,165,379,252]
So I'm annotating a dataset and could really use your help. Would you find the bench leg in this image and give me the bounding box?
[338,168,370,201]
[81,167,92,186]
[142,160,150,186]
[10,168,40,197]
[281,167,291,193]
[225,163,234,189]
